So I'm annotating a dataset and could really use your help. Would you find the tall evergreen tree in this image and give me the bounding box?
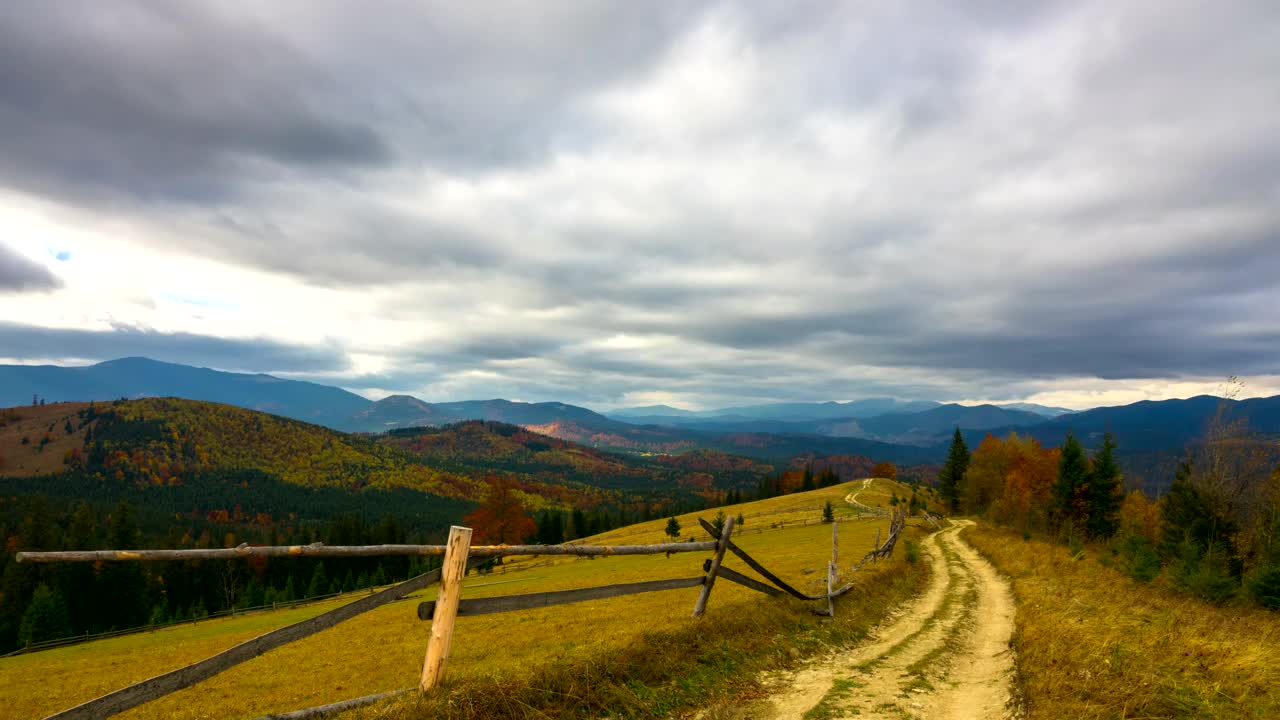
[801,464,816,491]
[1050,433,1091,533]
[1085,432,1123,538]
[307,563,328,598]
[61,503,98,634]
[938,428,969,515]
[0,497,56,650]
[99,500,148,630]
[18,584,71,646]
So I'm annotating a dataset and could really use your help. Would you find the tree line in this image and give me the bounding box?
[0,496,447,653]
[934,407,1280,609]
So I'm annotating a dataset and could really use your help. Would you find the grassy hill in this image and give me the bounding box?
[1,398,783,516]
[0,480,928,720]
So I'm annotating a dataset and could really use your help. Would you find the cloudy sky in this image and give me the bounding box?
[1,1,1278,411]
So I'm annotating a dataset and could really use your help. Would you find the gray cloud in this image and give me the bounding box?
[2,1,1279,408]
[0,245,62,292]
[0,322,349,374]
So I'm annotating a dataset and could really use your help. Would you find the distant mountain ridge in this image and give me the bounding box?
[0,357,370,427]
[6,358,1278,491]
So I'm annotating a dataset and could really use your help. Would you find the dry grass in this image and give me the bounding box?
[0,401,91,476]
[0,479,926,720]
[967,524,1280,719]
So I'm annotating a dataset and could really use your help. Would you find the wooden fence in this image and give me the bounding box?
[16,511,916,720]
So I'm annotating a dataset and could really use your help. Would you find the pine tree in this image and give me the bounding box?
[822,500,835,523]
[664,516,681,539]
[1050,433,1091,534]
[148,600,168,627]
[938,428,969,515]
[801,464,816,491]
[736,513,745,527]
[99,500,148,630]
[18,584,71,646]
[1085,433,1123,538]
[710,510,726,537]
[62,503,98,634]
[307,563,328,598]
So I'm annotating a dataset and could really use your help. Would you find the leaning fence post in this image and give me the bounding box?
[421,525,472,691]
[692,516,735,618]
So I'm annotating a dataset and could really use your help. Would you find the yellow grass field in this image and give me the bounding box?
[967,525,1280,719]
[0,479,925,720]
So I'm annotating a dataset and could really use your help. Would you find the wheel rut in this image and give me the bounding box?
[735,519,1016,719]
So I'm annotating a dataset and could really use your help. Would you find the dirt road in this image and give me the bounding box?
[743,520,1017,719]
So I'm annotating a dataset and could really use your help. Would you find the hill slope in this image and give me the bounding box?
[1,399,789,513]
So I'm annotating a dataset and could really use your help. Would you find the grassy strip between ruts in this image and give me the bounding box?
[967,524,1280,720]
[344,546,929,720]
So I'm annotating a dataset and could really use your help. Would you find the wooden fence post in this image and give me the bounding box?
[421,526,472,691]
[873,527,880,561]
[692,516,735,618]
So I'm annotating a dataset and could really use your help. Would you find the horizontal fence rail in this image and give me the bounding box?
[16,540,719,564]
[40,563,475,720]
[22,483,936,720]
[418,576,708,619]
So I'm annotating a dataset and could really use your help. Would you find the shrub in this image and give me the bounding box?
[1116,533,1162,583]
[1171,540,1238,604]
[1251,567,1280,609]
[904,539,920,564]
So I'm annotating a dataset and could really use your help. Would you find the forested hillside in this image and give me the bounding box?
[0,399,796,654]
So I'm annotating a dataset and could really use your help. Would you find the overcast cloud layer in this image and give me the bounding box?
[1,1,1278,410]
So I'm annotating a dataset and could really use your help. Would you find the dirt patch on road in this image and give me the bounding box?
[716,521,1017,719]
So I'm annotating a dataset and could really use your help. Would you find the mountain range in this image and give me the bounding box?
[4,357,1278,489]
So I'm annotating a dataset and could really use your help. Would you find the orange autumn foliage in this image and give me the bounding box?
[463,475,537,545]
[964,433,1059,530]
[871,461,898,480]
[1119,489,1161,540]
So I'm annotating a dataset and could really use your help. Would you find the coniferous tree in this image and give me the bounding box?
[1050,433,1090,534]
[710,510,726,537]
[938,428,969,515]
[665,516,681,539]
[61,503,98,634]
[307,563,328,598]
[822,500,835,523]
[801,464,816,491]
[99,500,148,630]
[19,584,71,646]
[1085,432,1123,538]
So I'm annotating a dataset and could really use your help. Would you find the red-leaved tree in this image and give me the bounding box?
[463,475,537,544]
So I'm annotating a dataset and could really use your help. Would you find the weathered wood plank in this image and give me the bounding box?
[697,517,823,601]
[717,566,786,597]
[692,515,734,617]
[43,568,450,720]
[418,575,706,619]
[18,541,718,563]
[246,689,409,720]
[421,526,471,691]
